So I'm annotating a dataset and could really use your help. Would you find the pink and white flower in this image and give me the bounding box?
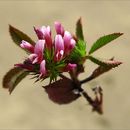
[16,39,46,76]
[54,21,64,36]
[64,31,76,55]
[28,40,45,64]
[20,40,34,53]
[54,34,64,61]
[34,26,52,49]
[40,60,46,77]
[16,21,77,80]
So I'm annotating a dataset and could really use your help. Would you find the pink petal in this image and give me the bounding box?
[55,50,64,61]
[59,50,64,56]
[46,26,51,35]
[34,26,52,46]
[55,34,64,52]
[69,39,76,50]
[40,60,46,77]
[28,54,40,64]
[66,63,77,71]
[40,26,48,36]
[28,54,38,62]
[34,27,44,39]
[32,57,39,64]
[40,26,52,49]
[54,35,64,61]
[63,31,72,46]
[20,40,34,53]
[54,21,64,36]
[34,40,45,56]
[63,31,76,55]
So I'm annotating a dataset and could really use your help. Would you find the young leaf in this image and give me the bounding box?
[9,25,35,50]
[88,56,122,67]
[89,33,123,54]
[80,57,122,84]
[76,17,84,40]
[3,67,29,94]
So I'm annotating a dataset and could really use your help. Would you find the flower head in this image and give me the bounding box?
[15,22,77,82]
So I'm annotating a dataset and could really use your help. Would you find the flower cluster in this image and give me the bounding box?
[15,22,77,81]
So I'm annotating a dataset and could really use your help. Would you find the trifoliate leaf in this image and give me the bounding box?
[3,67,29,94]
[89,33,123,54]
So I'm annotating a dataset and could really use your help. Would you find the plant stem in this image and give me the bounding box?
[80,75,94,84]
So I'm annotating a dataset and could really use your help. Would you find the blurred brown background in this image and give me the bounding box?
[0,0,130,129]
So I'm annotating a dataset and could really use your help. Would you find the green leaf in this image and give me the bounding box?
[89,33,123,54]
[76,17,84,40]
[3,67,29,94]
[9,25,35,51]
[88,56,122,67]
